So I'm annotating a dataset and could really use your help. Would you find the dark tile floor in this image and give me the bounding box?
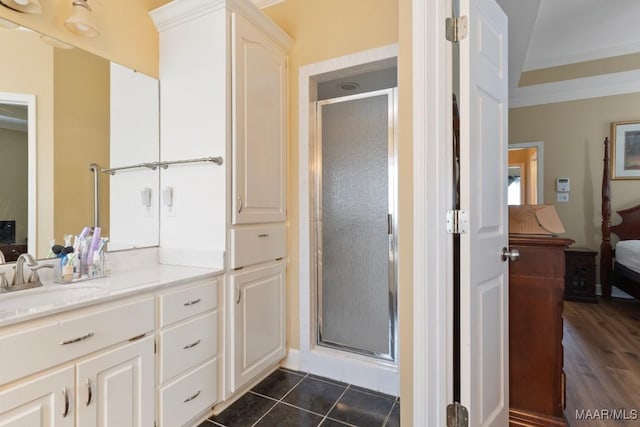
[199,368,400,427]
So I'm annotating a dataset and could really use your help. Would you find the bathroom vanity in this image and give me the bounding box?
[0,257,223,427]
[0,0,291,425]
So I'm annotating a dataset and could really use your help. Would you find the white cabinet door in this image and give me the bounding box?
[0,366,74,427]
[232,12,287,225]
[229,262,286,392]
[76,336,154,427]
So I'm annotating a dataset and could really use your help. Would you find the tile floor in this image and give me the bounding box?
[199,368,400,427]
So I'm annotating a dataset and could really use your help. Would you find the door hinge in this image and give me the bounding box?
[447,402,469,427]
[446,210,469,234]
[446,16,468,42]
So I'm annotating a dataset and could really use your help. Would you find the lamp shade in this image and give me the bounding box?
[0,0,42,14]
[64,0,98,38]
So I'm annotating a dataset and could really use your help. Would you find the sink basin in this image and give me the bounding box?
[0,285,109,318]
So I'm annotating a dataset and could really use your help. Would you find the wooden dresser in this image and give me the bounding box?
[508,234,573,426]
[0,244,27,263]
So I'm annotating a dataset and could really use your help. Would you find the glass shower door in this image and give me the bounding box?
[316,88,397,361]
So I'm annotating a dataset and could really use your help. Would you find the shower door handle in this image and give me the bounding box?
[388,214,392,235]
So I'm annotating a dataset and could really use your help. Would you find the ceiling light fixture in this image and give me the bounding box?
[0,0,42,14]
[338,82,360,91]
[64,0,98,38]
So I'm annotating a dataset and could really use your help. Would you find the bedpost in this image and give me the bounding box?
[600,137,612,298]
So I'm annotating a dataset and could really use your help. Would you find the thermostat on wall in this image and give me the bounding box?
[556,177,570,193]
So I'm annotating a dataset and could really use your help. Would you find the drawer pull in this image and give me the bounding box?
[62,387,70,417]
[59,332,94,345]
[85,378,93,406]
[184,389,201,403]
[258,233,269,238]
[182,339,202,350]
[183,298,201,307]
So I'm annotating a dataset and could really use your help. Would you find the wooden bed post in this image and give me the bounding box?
[600,137,612,298]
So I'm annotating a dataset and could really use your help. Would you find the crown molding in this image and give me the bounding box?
[523,41,640,72]
[510,69,640,108]
[151,0,291,51]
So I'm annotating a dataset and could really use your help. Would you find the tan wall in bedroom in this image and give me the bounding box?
[509,92,640,251]
[0,129,28,243]
[0,29,54,257]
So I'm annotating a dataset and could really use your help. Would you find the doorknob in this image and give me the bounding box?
[501,247,520,262]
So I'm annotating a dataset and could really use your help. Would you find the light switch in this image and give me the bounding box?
[557,193,569,202]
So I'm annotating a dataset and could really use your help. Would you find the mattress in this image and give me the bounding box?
[615,240,640,274]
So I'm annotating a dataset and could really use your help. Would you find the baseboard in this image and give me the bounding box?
[280,348,300,371]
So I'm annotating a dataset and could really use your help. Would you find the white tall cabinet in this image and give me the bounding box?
[151,0,292,403]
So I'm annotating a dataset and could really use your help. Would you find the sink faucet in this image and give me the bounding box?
[13,253,39,286]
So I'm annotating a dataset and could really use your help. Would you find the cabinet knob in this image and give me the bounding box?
[501,247,520,262]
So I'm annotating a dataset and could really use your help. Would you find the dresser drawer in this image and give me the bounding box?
[159,311,217,383]
[230,224,286,269]
[0,297,154,385]
[158,280,217,327]
[159,357,218,427]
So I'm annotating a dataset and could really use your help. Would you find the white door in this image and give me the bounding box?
[0,366,74,427]
[229,262,286,392]
[458,0,509,425]
[76,337,154,427]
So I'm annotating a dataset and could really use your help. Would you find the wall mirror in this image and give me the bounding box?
[508,141,544,205]
[0,24,160,262]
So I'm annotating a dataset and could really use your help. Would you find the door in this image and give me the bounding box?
[457,0,509,425]
[0,366,74,427]
[315,89,397,361]
[76,336,154,427]
[229,262,286,392]
[232,12,287,225]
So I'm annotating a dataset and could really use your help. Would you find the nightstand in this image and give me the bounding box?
[564,247,598,303]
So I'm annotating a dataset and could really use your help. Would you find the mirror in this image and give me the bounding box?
[0,25,160,261]
[508,141,544,205]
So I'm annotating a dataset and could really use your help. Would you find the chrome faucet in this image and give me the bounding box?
[13,253,39,286]
[0,253,52,293]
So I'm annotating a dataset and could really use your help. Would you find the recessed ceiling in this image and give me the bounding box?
[498,0,640,105]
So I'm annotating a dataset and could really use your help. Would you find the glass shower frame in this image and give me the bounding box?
[313,87,398,362]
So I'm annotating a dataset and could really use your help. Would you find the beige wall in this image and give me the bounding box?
[0,0,159,77]
[397,0,413,423]
[263,0,399,350]
[510,92,640,251]
[264,0,411,421]
[0,29,54,257]
[0,129,28,243]
[53,48,110,244]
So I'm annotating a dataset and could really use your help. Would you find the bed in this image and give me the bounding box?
[600,137,640,300]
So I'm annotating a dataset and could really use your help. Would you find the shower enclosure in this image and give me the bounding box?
[315,88,397,361]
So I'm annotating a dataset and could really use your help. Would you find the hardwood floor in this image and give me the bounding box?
[563,298,640,426]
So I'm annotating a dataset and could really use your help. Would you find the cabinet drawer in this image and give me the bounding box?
[159,357,218,427]
[0,297,154,385]
[230,224,286,268]
[159,311,217,383]
[158,280,217,327]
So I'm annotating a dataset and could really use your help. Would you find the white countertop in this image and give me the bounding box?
[0,262,223,327]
